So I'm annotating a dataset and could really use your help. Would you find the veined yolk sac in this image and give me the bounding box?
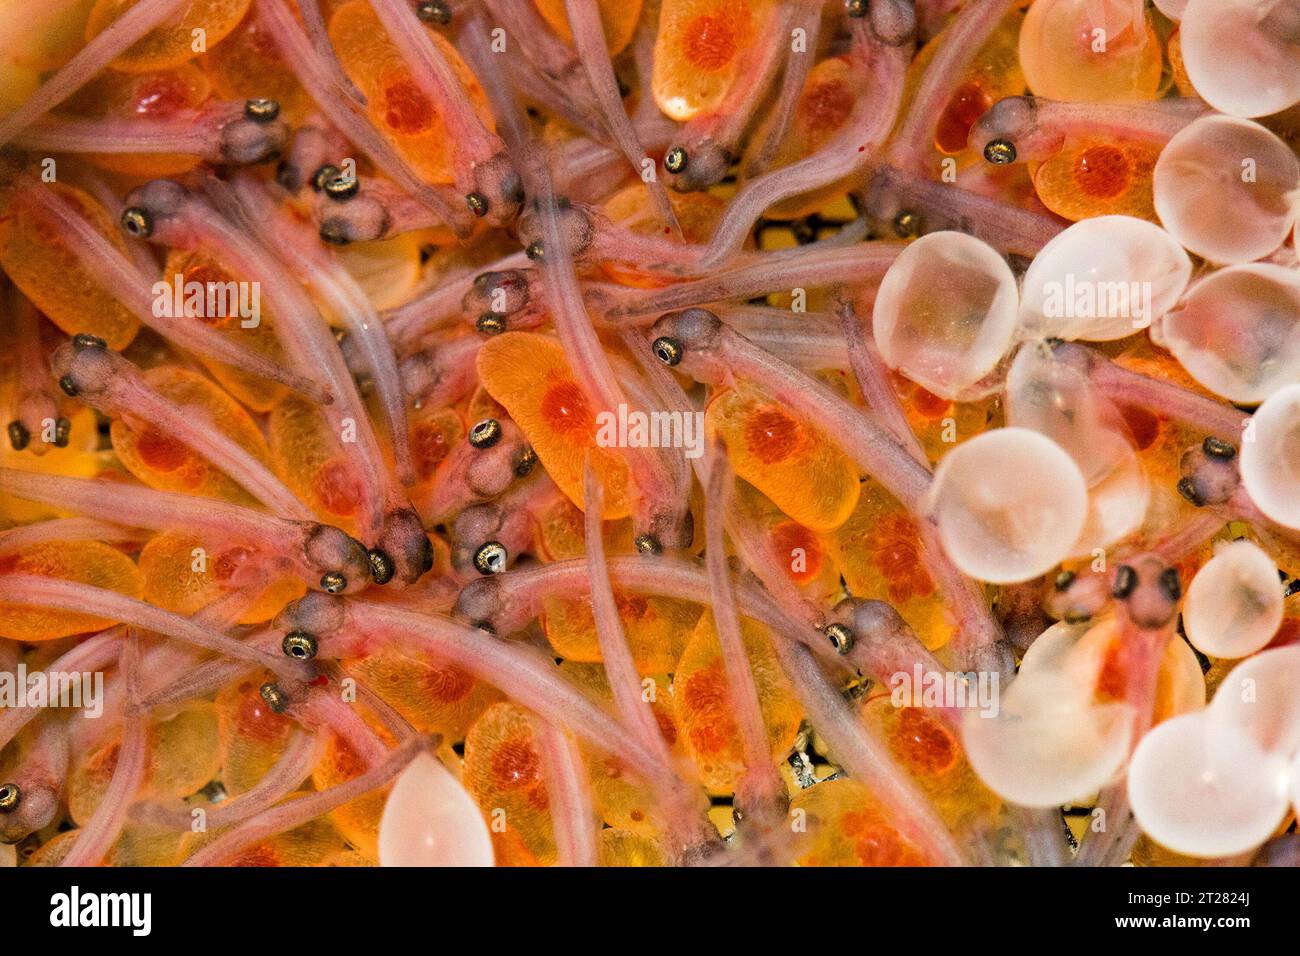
[790,778,930,867]
[216,677,297,796]
[599,829,666,866]
[763,56,861,220]
[1031,136,1159,222]
[138,530,306,625]
[705,380,860,534]
[872,231,1019,401]
[1018,215,1192,342]
[268,394,365,536]
[1183,539,1286,660]
[909,3,1025,157]
[1006,344,1149,556]
[860,697,1001,833]
[69,699,221,826]
[463,702,558,866]
[733,480,840,598]
[598,183,725,286]
[345,644,501,741]
[162,249,292,412]
[828,482,948,651]
[378,751,494,866]
[0,183,139,350]
[329,0,493,185]
[1107,346,1208,483]
[312,719,396,862]
[204,12,313,124]
[85,0,251,73]
[185,806,346,867]
[651,0,767,122]
[0,412,107,526]
[674,611,802,796]
[1239,383,1300,532]
[408,405,464,486]
[63,62,212,177]
[533,496,634,562]
[561,662,681,838]
[1153,115,1300,265]
[476,331,630,520]
[1154,264,1300,405]
[1061,618,1205,721]
[0,539,143,640]
[1178,0,1300,118]
[927,427,1089,584]
[110,365,273,504]
[542,592,702,675]
[533,0,644,55]
[0,0,94,75]
[1018,0,1163,104]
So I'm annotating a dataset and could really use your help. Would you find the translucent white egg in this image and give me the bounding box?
[872,231,1019,400]
[1153,115,1300,264]
[1128,709,1290,858]
[1019,216,1192,341]
[1020,616,1203,719]
[1180,0,1300,118]
[1069,449,1151,558]
[927,428,1089,583]
[1184,539,1285,659]
[1016,619,1094,680]
[1207,645,1300,761]
[1240,383,1300,530]
[378,752,495,867]
[963,668,1133,808]
[1006,344,1135,485]
[1156,264,1300,404]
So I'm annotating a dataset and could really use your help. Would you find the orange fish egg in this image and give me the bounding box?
[652,0,768,121]
[533,0,643,56]
[463,702,557,866]
[0,540,143,641]
[790,778,930,867]
[1031,136,1160,222]
[85,0,252,74]
[138,530,306,625]
[674,612,801,795]
[706,381,860,533]
[542,591,701,674]
[0,183,140,350]
[329,0,492,185]
[110,365,273,503]
[477,331,631,519]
